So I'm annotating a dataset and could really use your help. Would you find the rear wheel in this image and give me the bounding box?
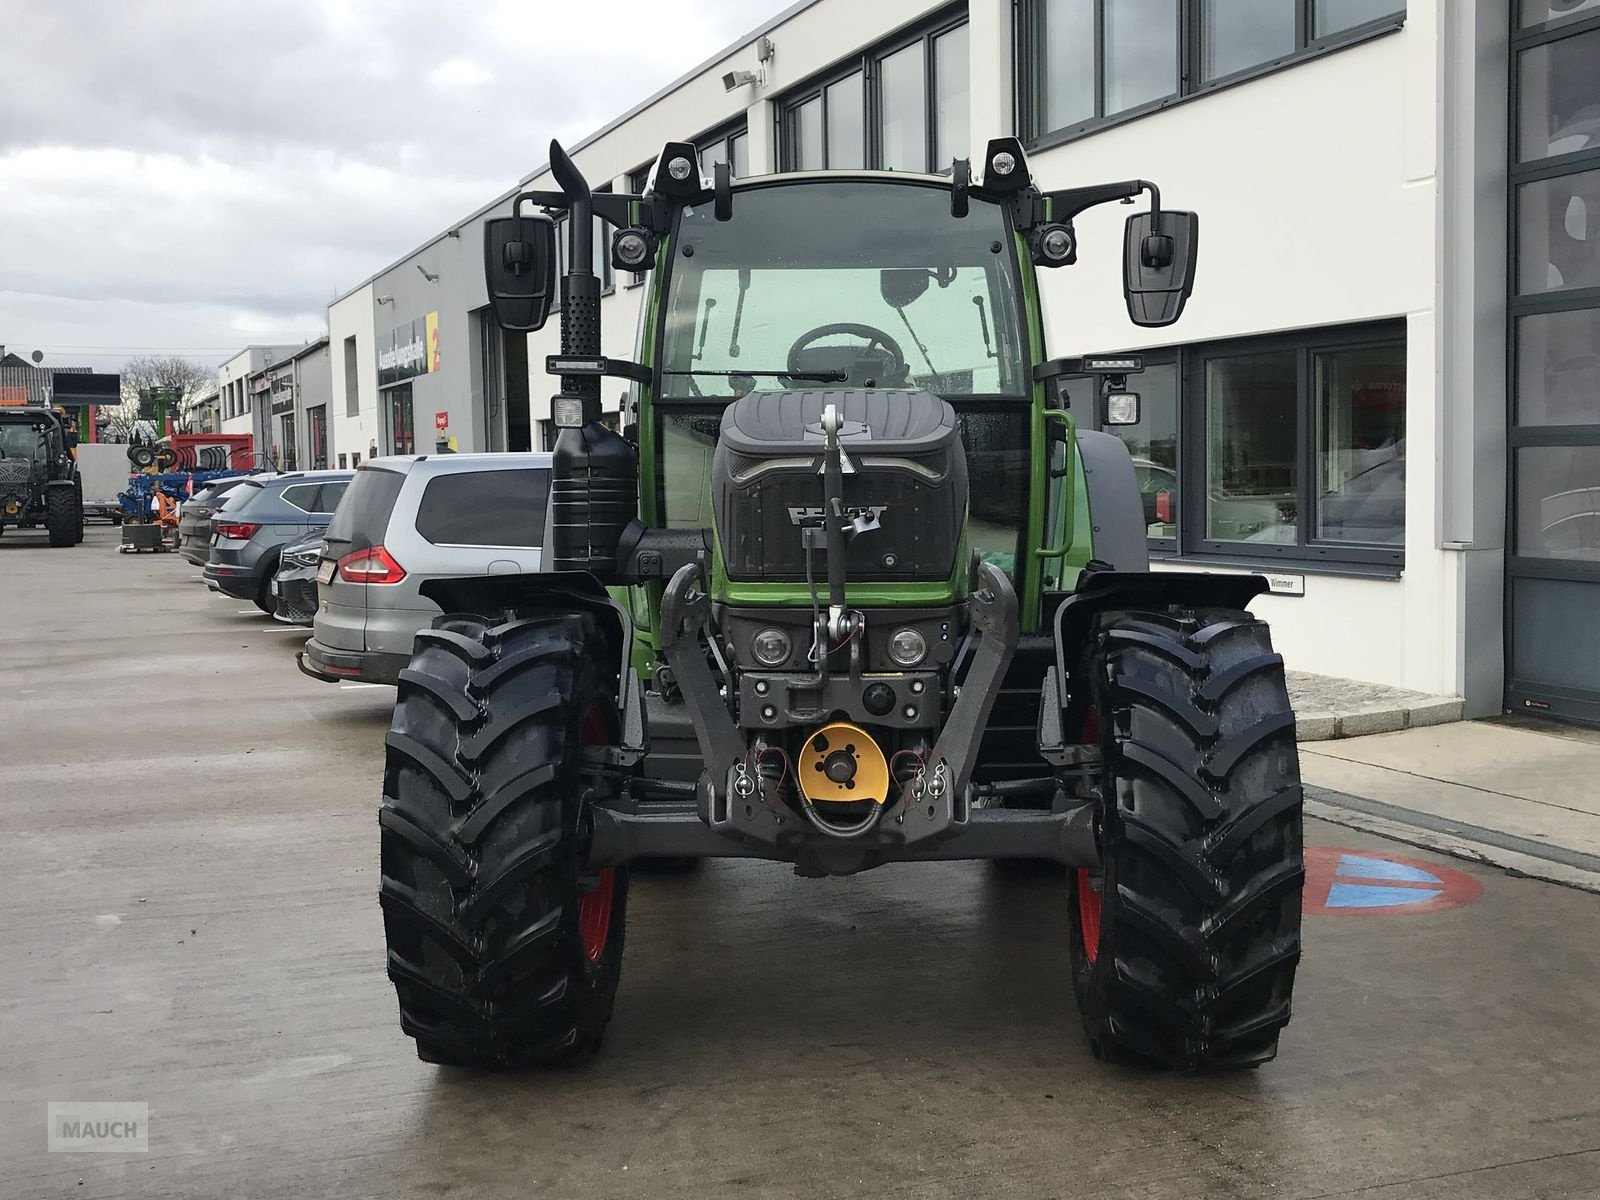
[45,489,80,547]
[253,558,278,613]
[1069,606,1302,1070]
[380,611,628,1069]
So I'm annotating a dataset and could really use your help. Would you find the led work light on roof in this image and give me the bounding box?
[650,140,703,199]
[981,137,1030,192]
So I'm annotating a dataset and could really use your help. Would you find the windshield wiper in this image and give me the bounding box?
[664,368,848,382]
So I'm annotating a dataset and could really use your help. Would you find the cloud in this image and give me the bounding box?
[0,0,790,368]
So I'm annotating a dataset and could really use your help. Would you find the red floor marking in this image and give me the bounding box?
[1303,845,1484,916]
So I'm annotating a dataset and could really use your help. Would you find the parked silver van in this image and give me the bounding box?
[298,453,551,684]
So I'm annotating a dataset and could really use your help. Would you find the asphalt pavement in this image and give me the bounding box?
[2,525,1599,1199]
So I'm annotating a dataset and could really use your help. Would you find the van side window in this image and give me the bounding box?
[415,469,549,547]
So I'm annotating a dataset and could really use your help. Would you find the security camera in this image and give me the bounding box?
[722,69,758,92]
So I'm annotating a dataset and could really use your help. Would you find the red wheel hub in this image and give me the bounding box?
[1077,704,1103,963]
[577,705,614,963]
[578,869,615,963]
[1076,869,1102,964]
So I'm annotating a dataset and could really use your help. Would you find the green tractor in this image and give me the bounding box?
[0,406,84,547]
[379,137,1303,1072]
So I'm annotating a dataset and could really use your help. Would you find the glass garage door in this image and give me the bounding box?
[1508,5,1600,725]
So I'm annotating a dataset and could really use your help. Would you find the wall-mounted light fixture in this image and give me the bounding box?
[416,265,439,283]
[722,68,760,92]
[376,295,395,306]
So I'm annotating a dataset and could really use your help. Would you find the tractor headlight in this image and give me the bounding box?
[888,627,927,667]
[666,156,694,182]
[751,628,792,667]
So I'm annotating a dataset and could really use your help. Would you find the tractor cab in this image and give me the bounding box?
[650,176,1032,582]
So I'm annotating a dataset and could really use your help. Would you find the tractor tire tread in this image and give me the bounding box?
[380,610,627,1070]
[45,488,80,547]
[1071,606,1303,1072]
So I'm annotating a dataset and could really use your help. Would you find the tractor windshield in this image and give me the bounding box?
[0,421,48,461]
[655,180,1035,571]
[660,180,1026,399]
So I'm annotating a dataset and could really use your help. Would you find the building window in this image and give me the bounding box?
[343,336,359,417]
[697,122,750,180]
[1076,323,1405,564]
[1022,0,1405,145]
[1194,326,1406,558]
[778,7,969,174]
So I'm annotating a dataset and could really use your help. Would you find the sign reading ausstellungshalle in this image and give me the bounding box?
[377,311,440,387]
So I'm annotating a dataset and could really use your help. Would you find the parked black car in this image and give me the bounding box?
[203,471,352,612]
[271,531,323,626]
[178,476,255,566]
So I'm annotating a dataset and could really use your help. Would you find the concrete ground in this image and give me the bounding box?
[1303,718,1600,894]
[3,525,1599,1200]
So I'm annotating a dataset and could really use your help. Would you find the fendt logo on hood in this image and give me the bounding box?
[788,504,888,527]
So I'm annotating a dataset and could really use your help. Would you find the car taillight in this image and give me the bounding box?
[1154,491,1173,524]
[337,545,406,585]
[214,522,261,539]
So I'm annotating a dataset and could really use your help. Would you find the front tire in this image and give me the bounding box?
[45,489,80,547]
[1069,607,1302,1070]
[380,611,628,1069]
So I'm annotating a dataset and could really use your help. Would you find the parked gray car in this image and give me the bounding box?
[203,470,353,612]
[178,475,255,566]
[298,453,550,684]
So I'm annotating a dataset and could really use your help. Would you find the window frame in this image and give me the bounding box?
[1017,0,1407,151]
[1074,322,1406,571]
[1181,322,1407,568]
[776,4,969,174]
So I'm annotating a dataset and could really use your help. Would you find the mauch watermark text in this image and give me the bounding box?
[47,1102,148,1153]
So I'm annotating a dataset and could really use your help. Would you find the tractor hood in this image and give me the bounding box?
[711,390,967,585]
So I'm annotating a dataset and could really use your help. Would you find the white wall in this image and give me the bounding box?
[329,283,378,463]
[1021,16,1462,697]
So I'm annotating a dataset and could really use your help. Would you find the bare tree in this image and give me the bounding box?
[116,356,215,435]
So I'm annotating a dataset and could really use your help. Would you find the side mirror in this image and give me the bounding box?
[483,212,557,332]
[881,268,931,308]
[1123,209,1198,327]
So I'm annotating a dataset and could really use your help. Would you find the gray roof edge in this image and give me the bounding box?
[327,0,821,309]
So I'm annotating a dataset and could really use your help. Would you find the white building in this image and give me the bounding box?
[217,344,302,453]
[325,0,1600,727]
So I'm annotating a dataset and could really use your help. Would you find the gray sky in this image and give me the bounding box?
[0,0,789,373]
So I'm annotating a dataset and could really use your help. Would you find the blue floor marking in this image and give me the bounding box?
[1337,853,1442,884]
[1326,883,1444,908]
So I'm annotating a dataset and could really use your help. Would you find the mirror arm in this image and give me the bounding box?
[1043,179,1161,226]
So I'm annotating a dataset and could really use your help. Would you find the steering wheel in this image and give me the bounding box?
[787,323,908,384]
